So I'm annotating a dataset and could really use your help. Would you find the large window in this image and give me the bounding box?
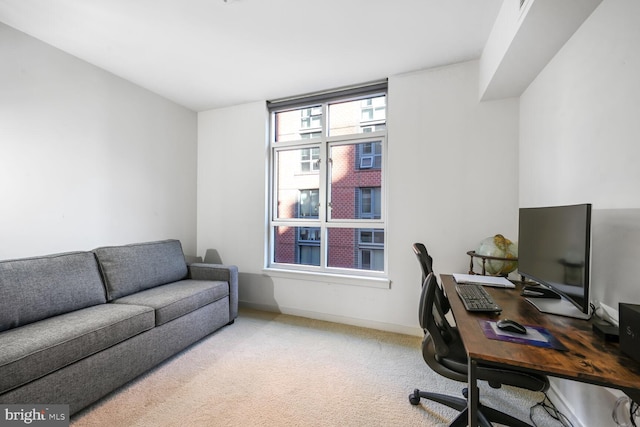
[268,83,387,276]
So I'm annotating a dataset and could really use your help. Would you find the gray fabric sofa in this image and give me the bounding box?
[0,239,238,416]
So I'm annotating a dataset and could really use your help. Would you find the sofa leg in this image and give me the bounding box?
[227,319,235,325]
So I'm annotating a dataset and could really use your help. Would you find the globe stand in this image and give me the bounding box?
[466,250,519,277]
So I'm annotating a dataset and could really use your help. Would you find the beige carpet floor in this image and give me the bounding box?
[71,308,560,426]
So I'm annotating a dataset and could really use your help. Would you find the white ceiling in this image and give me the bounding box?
[0,0,503,112]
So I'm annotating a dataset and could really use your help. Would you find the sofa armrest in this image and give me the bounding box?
[188,263,238,321]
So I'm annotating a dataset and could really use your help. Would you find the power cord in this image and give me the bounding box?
[531,392,640,426]
[589,302,597,321]
[529,392,574,427]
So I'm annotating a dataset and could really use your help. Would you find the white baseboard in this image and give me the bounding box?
[239,301,423,337]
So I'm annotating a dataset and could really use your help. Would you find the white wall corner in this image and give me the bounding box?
[479,0,603,101]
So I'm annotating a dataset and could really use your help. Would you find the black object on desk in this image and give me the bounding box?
[455,283,502,313]
[497,318,526,334]
[592,320,620,342]
[521,285,561,299]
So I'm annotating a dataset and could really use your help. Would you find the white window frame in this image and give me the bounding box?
[266,84,389,286]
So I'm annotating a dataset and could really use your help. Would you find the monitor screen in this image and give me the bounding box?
[518,203,592,315]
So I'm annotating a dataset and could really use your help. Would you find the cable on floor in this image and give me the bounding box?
[529,392,574,427]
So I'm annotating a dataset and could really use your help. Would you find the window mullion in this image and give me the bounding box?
[318,102,329,269]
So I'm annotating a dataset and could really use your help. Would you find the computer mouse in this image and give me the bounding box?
[496,319,527,334]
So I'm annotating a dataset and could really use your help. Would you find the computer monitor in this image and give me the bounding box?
[518,203,592,320]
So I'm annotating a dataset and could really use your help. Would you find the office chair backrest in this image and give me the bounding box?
[412,243,433,281]
[420,273,457,358]
[412,243,450,314]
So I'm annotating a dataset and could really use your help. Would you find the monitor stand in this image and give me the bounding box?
[525,297,591,320]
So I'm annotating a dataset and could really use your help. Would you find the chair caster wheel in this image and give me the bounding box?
[409,389,421,405]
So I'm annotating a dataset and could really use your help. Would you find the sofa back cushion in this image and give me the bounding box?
[94,239,188,301]
[0,252,107,332]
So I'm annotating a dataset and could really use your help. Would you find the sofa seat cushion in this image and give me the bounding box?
[94,239,188,301]
[0,303,154,395]
[112,279,229,326]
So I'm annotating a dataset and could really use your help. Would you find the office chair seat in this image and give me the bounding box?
[422,334,468,383]
[409,268,549,427]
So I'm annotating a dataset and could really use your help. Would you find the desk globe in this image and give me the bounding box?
[468,234,518,276]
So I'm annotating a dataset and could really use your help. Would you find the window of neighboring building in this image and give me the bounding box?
[358,228,384,271]
[268,82,387,277]
[301,106,322,131]
[297,226,320,265]
[357,141,382,170]
[360,97,386,123]
[300,148,320,173]
[298,189,319,217]
[357,187,381,219]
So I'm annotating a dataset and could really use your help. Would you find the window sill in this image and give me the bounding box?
[262,268,391,289]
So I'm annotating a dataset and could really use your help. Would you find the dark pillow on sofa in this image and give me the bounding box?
[94,239,188,301]
[0,252,107,332]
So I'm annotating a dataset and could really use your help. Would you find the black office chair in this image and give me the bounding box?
[412,243,451,317]
[412,242,434,280]
[409,272,550,427]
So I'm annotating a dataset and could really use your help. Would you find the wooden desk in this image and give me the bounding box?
[440,274,640,427]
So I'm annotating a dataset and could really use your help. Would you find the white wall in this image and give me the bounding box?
[520,0,640,313]
[0,23,198,259]
[196,101,268,268]
[197,60,519,334]
[520,0,640,425]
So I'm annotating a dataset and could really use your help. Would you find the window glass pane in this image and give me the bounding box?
[329,95,386,137]
[274,105,322,142]
[275,148,320,219]
[327,228,384,271]
[273,226,321,266]
[329,142,382,220]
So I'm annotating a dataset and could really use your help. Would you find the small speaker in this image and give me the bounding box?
[619,303,640,363]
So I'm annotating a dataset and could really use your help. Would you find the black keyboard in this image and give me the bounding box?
[455,284,502,313]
